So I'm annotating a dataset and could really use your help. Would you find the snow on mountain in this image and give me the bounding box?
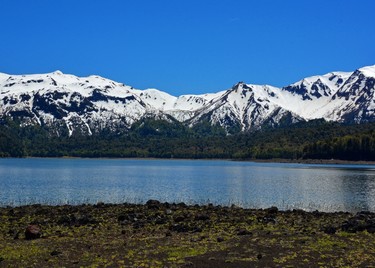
[187,82,302,132]
[1,65,375,135]
[358,65,375,79]
[0,71,150,135]
[276,71,352,119]
[314,65,375,122]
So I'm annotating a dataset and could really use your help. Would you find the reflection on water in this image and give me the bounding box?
[0,158,374,212]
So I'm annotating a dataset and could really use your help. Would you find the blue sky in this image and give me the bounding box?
[1,0,375,95]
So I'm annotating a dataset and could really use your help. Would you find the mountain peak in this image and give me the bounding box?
[52,70,63,75]
[358,65,375,78]
[1,64,375,135]
[233,81,246,88]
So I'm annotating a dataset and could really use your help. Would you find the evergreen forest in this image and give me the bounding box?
[1,117,375,161]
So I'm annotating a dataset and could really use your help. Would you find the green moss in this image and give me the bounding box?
[0,243,48,261]
[273,252,298,264]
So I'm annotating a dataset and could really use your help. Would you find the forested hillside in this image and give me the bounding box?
[1,117,375,161]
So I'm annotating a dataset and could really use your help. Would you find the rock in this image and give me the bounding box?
[265,206,278,214]
[367,220,375,233]
[77,214,96,225]
[117,215,127,222]
[323,226,337,234]
[192,226,202,233]
[13,231,20,240]
[94,202,105,208]
[170,224,189,233]
[50,250,62,256]
[25,225,41,240]
[57,213,96,226]
[57,215,76,226]
[7,209,14,216]
[132,222,144,229]
[341,212,375,233]
[292,209,306,215]
[174,215,185,223]
[165,209,173,215]
[146,200,160,209]
[155,216,167,225]
[177,202,187,208]
[237,229,252,236]
[312,210,324,217]
[262,216,277,224]
[195,213,210,221]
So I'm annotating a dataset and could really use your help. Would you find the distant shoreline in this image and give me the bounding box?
[248,158,375,165]
[2,156,375,165]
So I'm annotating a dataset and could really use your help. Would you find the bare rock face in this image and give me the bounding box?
[25,225,41,240]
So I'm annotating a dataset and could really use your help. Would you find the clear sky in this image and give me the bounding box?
[1,0,375,95]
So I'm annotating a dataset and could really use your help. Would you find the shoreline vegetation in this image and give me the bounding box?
[1,201,374,267]
[1,118,375,162]
[5,155,375,166]
[250,158,375,165]
[12,156,375,166]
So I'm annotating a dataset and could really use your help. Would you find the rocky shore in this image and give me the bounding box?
[0,201,374,267]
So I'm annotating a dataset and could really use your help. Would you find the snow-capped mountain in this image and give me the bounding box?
[1,65,375,136]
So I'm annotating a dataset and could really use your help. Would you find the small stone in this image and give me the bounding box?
[177,202,187,208]
[146,199,160,209]
[174,215,185,223]
[50,250,62,256]
[170,224,189,233]
[262,217,277,224]
[165,231,172,237]
[13,231,20,240]
[192,226,202,233]
[25,225,41,240]
[266,206,278,214]
[155,216,167,225]
[323,226,336,235]
[195,213,210,221]
[93,202,105,208]
[237,229,252,236]
[117,215,127,221]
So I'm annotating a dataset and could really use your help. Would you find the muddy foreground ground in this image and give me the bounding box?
[0,201,374,267]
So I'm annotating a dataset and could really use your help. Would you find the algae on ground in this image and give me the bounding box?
[0,203,374,267]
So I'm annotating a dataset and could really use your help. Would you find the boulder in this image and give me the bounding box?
[146,200,161,209]
[237,229,252,236]
[195,213,210,221]
[25,225,41,240]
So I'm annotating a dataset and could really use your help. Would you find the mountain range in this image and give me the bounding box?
[1,65,375,136]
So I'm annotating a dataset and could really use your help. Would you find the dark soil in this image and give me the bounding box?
[0,202,374,267]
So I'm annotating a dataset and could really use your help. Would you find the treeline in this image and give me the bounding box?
[304,134,375,160]
[1,116,375,161]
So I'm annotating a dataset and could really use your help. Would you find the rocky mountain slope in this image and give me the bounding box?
[1,65,374,135]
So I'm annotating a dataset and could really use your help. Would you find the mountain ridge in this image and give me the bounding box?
[1,65,375,136]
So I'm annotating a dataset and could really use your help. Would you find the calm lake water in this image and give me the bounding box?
[0,158,375,212]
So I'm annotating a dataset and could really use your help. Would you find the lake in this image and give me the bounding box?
[0,158,375,212]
